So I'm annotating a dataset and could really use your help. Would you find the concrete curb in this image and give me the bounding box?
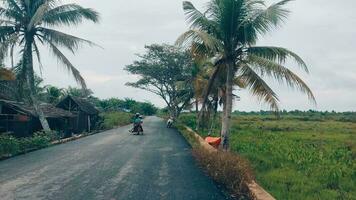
[184,126,276,200]
[51,134,86,145]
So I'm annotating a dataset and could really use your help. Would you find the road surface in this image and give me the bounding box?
[0,117,229,200]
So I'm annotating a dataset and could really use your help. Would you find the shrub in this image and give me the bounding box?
[29,132,52,149]
[176,124,254,199]
[100,112,132,129]
[0,134,20,156]
[0,131,54,158]
[192,148,253,199]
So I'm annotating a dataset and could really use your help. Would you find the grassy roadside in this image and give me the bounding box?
[0,131,56,160]
[1,112,133,160]
[178,113,356,200]
[99,111,132,129]
[175,123,253,200]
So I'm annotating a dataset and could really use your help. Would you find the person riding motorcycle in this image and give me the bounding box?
[167,117,174,128]
[132,113,143,135]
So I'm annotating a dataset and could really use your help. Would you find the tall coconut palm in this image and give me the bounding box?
[177,0,315,150]
[0,0,99,131]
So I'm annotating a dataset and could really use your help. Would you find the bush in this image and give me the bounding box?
[0,134,20,156]
[29,132,53,149]
[176,124,253,199]
[0,131,54,158]
[193,148,253,199]
[100,112,132,129]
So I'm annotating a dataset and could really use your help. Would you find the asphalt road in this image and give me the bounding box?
[0,117,230,200]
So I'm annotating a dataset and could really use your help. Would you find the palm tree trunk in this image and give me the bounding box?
[24,39,51,132]
[195,98,199,131]
[221,62,234,150]
[197,65,221,131]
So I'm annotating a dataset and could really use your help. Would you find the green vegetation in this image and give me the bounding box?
[179,112,356,200]
[175,124,253,199]
[0,0,100,132]
[100,112,132,130]
[125,44,194,118]
[177,0,315,149]
[0,132,56,159]
[92,97,158,116]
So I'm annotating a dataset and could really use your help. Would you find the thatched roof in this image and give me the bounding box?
[0,80,17,100]
[58,96,99,115]
[0,99,75,118]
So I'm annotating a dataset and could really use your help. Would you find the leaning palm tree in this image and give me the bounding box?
[0,0,99,131]
[177,0,315,149]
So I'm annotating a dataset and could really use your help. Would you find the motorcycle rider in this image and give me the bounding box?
[132,113,143,134]
[167,117,174,128]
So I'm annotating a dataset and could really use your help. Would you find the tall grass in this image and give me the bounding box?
[100,112,132,129]
[179,113,356,200]
[175,124,253,199]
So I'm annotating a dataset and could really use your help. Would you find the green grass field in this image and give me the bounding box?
[179,113,356,200]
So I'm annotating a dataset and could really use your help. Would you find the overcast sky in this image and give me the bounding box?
[7,0,356,111]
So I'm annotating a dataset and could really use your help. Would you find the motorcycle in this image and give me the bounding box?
[166,118,174,128]
[130,122,144,135]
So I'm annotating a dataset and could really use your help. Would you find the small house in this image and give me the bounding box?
[0,99,75,137]
[0,80,18,100]
[57,96,99,134]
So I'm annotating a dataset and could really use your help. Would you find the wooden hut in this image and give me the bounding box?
[0,80,17,100]
[0,99,75,137]
[57,96,99,134]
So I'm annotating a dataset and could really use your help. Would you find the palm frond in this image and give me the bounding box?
[0,33,18,60]
[4,0,22,13]
[46,40,87,89]
[248,46,308,72]
[239,64,280,111]
[0,19,15,25]
[10,38,16,68]
[28,1,50,29]
[183,1,218,33]
[176,29,222,53]
[43,3,99,26]
[39,28,98,53]
[242,0,293,35]
[33,41,43,75]
[1,2,23,21]
[0,26,15,42]
[248,55,316,103]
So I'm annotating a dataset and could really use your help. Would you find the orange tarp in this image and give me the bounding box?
[205,137,221,149]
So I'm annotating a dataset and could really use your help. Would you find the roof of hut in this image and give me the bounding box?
[0,80,17,100]
[58,96,99,115]
[0,99,75,118]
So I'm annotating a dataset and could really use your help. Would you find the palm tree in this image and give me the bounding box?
[0,0,99,131]
[43,85,64,104]
[64,86,93,98]
[177,0,315,150]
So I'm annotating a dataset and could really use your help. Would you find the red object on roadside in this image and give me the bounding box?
[205,137,221,149]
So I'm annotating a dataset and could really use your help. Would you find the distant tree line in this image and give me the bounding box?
[36,83,158,116]
[89,97,158,116]
[233,110,356,123]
